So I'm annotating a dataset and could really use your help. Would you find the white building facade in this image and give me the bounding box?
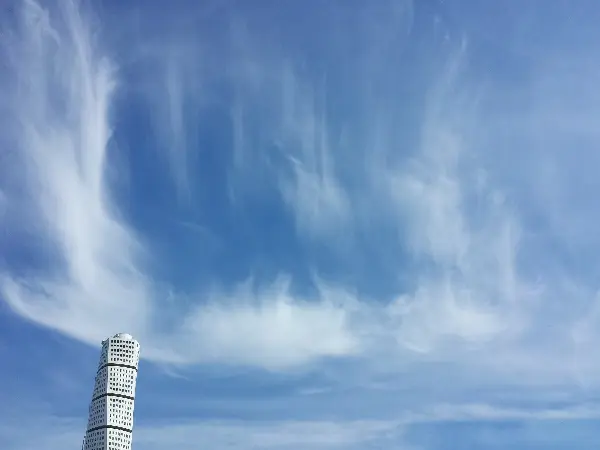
[82,333,141,450]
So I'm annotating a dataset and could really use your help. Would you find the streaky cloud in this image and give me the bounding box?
[2,0,600,395]
[0,0,357,370]
[5,400,600,450]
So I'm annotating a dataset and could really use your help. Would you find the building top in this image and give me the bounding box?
[113,333,134,340]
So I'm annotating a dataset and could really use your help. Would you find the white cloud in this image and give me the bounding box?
[387,279,506,353]
[225,54,352,239]
[3,0,600,392]
[134,419,401,450]
[421,403,600,422]
[143,278,361,370]
[0,0,358,370]
[0,414,403,450]
[276,67,351,239]
[376,45,527,358]
[0,189,6,222]
[4,402,600,450]
[281,157,350,240]
[144,45,203,201]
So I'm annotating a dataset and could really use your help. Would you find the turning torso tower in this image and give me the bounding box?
[82,333,141,450]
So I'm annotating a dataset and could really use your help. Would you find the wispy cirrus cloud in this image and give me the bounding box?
[379,43,526,356]
[2,0,600,395]
[5,401,600,450]
[145,45,203,201]
[0,0,356,370]
[275,67,352,240]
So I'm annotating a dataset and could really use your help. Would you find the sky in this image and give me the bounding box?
[1,0,600,448]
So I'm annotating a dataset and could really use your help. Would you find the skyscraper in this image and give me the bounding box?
[82,333,141,450]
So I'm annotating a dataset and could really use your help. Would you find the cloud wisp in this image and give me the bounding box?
[5,400,600,450]
[1,0,600,393]
[0,0,357,370]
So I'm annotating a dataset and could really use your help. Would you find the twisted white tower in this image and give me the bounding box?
[82,333,141,450]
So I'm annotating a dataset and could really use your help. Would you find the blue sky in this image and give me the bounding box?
[1,0,600,448]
